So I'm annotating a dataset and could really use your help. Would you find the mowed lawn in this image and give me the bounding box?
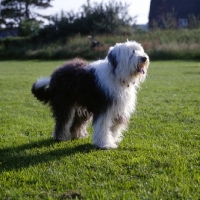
[0,60,199,199]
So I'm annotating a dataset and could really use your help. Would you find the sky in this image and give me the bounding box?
[38,0,151,24]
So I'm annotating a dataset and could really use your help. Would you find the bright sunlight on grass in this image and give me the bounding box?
[0,60,199,199]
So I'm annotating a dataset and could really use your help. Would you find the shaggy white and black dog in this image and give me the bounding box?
[31,41,149,149]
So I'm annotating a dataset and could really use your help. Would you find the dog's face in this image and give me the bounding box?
[107,41,149,85]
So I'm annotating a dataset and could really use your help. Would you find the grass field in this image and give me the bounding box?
[0,60,199,199]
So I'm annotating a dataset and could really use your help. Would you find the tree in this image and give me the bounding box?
[42,0,136,39]
[0,0,53,28]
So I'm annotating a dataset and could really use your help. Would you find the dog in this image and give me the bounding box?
[31,41,149,149]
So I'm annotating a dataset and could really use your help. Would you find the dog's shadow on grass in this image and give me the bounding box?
[0,139,94,172]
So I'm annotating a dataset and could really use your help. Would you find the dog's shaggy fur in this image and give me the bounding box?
[31,41,149,149]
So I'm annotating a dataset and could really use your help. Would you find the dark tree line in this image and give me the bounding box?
[38,1,135,39]
[0,0,136,38]
[0,0,52,28]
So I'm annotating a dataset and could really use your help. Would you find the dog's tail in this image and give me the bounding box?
[31,77,51,104]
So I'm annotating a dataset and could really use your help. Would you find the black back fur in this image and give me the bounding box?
[32,58,112,125]
[49,58,112,122]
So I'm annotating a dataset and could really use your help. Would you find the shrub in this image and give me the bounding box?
[0,29,200,60]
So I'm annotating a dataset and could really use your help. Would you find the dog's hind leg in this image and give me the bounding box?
[70,109,91,139]
[52,106,75,141]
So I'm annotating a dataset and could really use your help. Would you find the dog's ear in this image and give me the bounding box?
[107,48,118,69]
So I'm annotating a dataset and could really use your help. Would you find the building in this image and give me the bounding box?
[148,0,200,28]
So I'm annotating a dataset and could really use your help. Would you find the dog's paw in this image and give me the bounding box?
[71,130,89,139]
[52,136,71,141]
[79,131,89,138]
[52,131,72,141]
[94,142,118,150]
[113,136,123,144]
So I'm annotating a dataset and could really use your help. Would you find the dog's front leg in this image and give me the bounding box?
[111,116,129,144]
[92,113,117,149]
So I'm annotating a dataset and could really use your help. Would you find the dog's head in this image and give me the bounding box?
[107,41,149,86]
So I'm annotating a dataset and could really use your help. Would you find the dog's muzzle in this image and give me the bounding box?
[137,56,147,74]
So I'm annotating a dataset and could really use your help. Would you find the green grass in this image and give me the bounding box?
[0,60,199,199]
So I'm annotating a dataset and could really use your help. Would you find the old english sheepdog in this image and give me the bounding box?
[31,41,149,149]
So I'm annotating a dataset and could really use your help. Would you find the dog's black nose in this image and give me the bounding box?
[141,57,147,62]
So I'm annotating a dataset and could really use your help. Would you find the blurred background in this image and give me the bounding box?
[0,0,200,60]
